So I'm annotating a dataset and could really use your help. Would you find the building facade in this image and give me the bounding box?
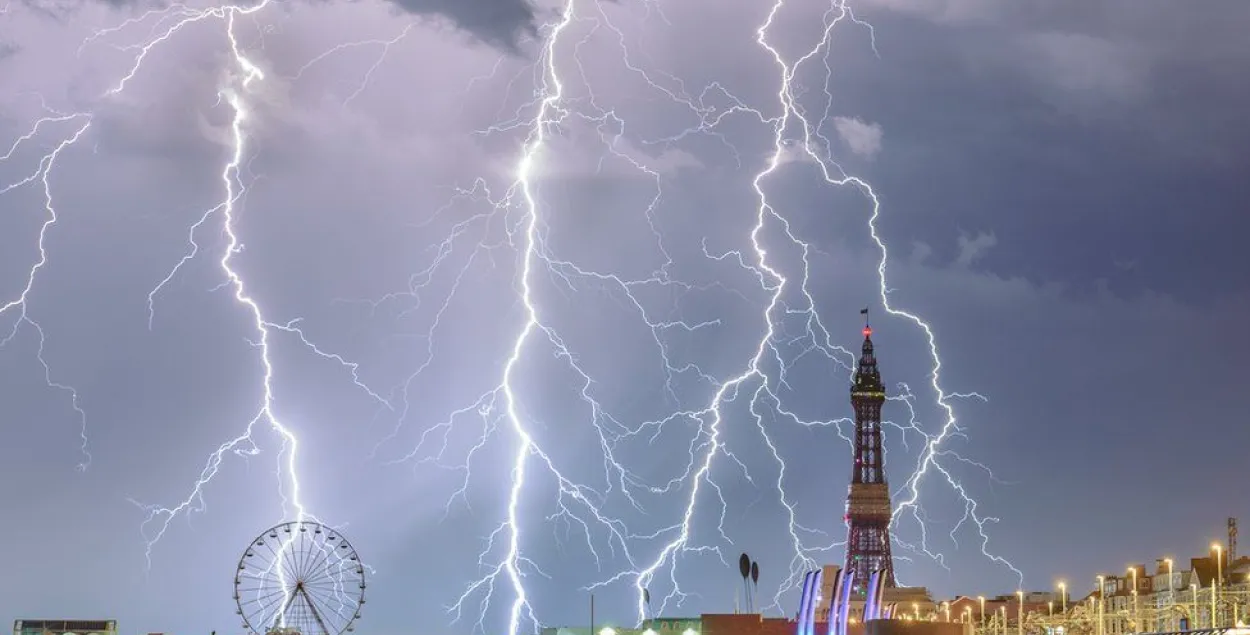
[958,539,1250,635]
[13,622,117,635]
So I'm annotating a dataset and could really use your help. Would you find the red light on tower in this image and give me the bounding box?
[862,326,872,337]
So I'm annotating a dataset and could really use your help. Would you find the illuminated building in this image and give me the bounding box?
[543,617,703,635]
[814,318,933,622]
[844,314,895,595]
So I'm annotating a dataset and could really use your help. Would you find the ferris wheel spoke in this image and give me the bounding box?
[238,579,287,609]
[298,539,341,583]
[302,559,344,591]
[296,538,324,584]
[294,584,334,635]
[252,537,300,591]
[239,586,289,609]
[304,581,349,616]
[294,526,313,579]
[243,588,292,622]
[277,534,304,585]
[307,573,357,612]
[303,572,355,619]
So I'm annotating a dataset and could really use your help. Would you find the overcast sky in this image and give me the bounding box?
[2,0,1249,634]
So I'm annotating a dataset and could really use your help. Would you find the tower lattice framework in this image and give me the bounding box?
[843,312,896,595]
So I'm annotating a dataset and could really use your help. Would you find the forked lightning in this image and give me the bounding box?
[427,0,1024,630]
[0,0,1022,632]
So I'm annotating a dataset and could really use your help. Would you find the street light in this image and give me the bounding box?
[1058,582,1067,615]
[1017,590,1024,635]
[1097,575,1106,635]
[1129,566,1139,630]
[1215,543,1224,628]
[1000,605,1007,635]
[980,596,987,628]
[1192,583,1199,629]
[1164,558,1175,632]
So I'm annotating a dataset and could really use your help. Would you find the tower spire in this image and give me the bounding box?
[844,307,896,594]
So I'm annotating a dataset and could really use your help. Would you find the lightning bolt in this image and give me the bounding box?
[88,1,320,571]
[1,0,1027,633]
[0,102,93,472]
[746,0,1027,594]
[4,1,395,623]
[392,0,1025,631]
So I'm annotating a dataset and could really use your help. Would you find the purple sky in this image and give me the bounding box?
[2,1,1249,634]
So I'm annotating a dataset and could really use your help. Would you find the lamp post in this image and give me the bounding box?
[1214,543,1224,628]
[980,596,987,629]
[1000,605,1007,635]
[1128,566,1139,632]
[1164,558,1174,632]
[1097,575,1106,635]
[1192,583,1199,629]
[1131,590,1139,634]
[1058,582,1067,615]
[1017,590,1024,635]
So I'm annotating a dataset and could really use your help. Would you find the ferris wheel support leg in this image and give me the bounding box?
[301,586,334,635]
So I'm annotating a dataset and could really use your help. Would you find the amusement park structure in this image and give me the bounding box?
[233,521,366,635]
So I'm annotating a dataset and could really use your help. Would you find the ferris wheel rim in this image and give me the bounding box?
[233,520,365,635]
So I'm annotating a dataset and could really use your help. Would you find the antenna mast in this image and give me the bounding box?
[1230,518,1238,561]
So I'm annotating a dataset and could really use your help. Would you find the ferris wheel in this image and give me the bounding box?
[234,521,366,635]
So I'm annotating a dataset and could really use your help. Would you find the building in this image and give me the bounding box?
[543,617,703,635]
[844,315,895,595]
[946,595,1054,628]
[551,613,971,635]
[12,622,117,635]
[979,526,1250,635]
[828,317,933,621]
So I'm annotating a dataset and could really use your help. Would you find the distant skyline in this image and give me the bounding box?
[2,1,1249,634]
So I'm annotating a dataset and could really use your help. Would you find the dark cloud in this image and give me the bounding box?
[376,0,538,51]
[38,0,538,51]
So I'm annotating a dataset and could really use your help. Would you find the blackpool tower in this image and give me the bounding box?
[843,309,896,595]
